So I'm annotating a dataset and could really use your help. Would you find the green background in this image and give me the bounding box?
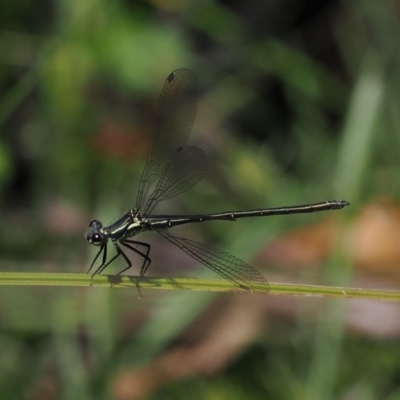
[1,0,400,399]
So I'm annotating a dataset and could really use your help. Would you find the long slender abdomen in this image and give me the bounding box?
[149,200,349,229]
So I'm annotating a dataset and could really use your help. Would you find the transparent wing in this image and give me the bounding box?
[157,230,270,293]
[136,69,199,212]
[143,146,209,215]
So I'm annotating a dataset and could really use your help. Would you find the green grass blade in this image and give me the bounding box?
[0,272,398,301]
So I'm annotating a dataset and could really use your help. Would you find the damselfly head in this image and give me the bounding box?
[86,220,106,246]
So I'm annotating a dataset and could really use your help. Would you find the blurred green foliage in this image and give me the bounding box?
[1,0,400,399]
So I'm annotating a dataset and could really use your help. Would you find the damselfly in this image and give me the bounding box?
[86,69,349,292]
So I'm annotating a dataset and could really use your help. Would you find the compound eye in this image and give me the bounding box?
[92,233,104,244]
[86,229,105,245]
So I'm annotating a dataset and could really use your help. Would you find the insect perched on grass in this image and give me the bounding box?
[86,69,349,292]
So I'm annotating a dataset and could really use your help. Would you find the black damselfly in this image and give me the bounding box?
[86,69,349,292]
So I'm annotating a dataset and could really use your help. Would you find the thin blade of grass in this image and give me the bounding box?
[0,272,399,301]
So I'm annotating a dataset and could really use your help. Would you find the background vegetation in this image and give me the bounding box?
[1,0,400,399]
